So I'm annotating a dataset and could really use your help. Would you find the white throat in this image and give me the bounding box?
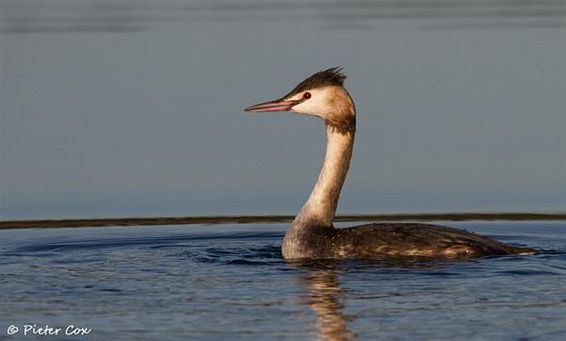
[293,125,355,228]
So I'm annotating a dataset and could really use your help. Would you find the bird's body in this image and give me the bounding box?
[245,67,534,260]
[283,223,531,259]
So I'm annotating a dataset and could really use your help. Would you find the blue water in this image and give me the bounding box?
[1,221,565,340]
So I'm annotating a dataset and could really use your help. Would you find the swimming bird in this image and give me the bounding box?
[245,67,534,259]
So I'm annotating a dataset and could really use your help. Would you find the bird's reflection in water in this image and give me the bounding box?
[293,260,355,341]
[290,258,453,341]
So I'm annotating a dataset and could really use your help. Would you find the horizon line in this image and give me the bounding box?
[1,212,565,230]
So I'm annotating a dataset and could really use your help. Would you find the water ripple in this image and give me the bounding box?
[1,222,565,339]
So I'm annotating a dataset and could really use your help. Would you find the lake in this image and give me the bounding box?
[1,1,565,339]
[1,0,565,219]
[1,221,565,339]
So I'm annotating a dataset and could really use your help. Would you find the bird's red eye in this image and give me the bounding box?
[303,92,311,99]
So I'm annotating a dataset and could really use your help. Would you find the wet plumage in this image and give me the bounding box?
[283,223,533,259]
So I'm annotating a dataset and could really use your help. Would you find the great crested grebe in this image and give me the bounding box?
[245,67,534,259]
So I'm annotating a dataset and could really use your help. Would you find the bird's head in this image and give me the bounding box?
[245,67,356,133]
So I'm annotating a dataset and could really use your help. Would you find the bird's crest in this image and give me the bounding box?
[284,67,346,98]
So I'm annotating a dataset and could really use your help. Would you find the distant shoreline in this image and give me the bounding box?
[1,213,565,230]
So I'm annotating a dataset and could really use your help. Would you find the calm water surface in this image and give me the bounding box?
[2,0,565,219]
[1,221,565,340]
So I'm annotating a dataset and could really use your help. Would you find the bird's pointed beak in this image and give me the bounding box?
[244,98,300,113]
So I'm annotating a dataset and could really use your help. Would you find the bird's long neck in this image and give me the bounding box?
[293,123,355,228]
